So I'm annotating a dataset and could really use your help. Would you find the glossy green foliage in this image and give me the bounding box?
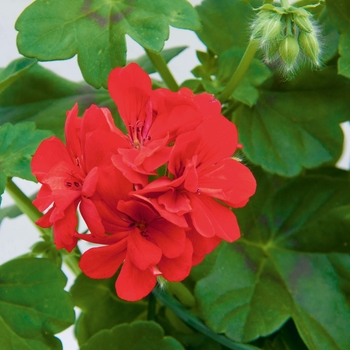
[0,123,51,203]
[327,0,350,77]
[233,67,350,176]
[71,273,146,345]
[16,0,200,88]
[0,258,75,350]
[195,171,350,349]
[80,321,184,350]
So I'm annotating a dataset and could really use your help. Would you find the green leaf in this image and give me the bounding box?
[80,321,184,350]
[195,173,350,349]
[153,289,259,350]
[194,49,272,107]
[317,7,340,63]
[0,58,36,94]
[233,67,350,176]
[0,123,51,203]
[0,258,75,350]
[16,0,200,88]
[195,0,261,54]
[134,46,188,74]
[263,319,308,350]
[71,273,146,345]
[0,59,123,140]
[326,0,350,77]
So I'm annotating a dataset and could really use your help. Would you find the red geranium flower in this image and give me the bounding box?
[134,115,256,250]
[31,104,130,251]
[108,63,218,186]
[79,199,192,301]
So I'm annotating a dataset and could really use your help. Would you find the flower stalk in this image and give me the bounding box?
[145,49,179,91]
[5,177,47,236]
[218,39,259,103]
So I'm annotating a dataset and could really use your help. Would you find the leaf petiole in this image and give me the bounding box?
[5,177,47,236]
[218,39,259,103]
[145,49,179,91]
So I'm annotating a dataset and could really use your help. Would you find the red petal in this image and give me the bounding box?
[186,227,221,262]
[80,197,105,237]
[36,207,54,228]
[52,203,78,252]
[148,218,186,258]
[198,158,256,207]
[33,184,53,212]
[157,190,192,215]
[117,200,157,224]
[127,229,162,270]
[189,194,240,242]
[112,153,149,186]
[194,92,222,118]
[31,137,72,182]
[158,238,193,281]
[79,239,127,278]
[50,189,80,221]
[116,257,156,301]
[82,167,98,197]
[108,63,152,128]
[64,104,82,162]
[196,116,238,170]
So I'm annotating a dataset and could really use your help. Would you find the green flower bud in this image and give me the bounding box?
[299,31,320,65]
[251,10,276,39]
[279,35,300,70]
[265,37,283,63]
[262,14,283,43]
[293,13,313,33]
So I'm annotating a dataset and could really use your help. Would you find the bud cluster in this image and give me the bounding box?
[251,2,321,77]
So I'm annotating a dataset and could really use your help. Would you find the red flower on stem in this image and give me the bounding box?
[134,115,256,259]
[31,104,130,251]
[79,199,192,301]
[108,63,217,186]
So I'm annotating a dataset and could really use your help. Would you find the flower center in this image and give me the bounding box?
[135,221,148,236]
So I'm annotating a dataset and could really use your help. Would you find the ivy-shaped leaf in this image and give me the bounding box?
[195,172,350,349]
[0,258,75,350]
[326,0,350,78]
[16,0,200,88]
[0,123,52,203]
[233,67,350,176]
[80,321,184,350]
[70,273,146,345]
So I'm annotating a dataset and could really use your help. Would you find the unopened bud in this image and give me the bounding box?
[265,37,282,63]
[279,35,300,70]
[262,14,283,43]
[293,14,313,33]
[299,31,320,65]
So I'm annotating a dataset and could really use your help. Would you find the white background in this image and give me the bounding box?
[0,0,349,349]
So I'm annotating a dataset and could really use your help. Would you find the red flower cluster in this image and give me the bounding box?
[31,63,256,301]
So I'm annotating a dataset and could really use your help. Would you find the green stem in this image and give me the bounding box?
[218,39,259,103]
[62,247,81,276]
[147,292,157,321]
[280,0,290,7]
[263,0,274,3]
[145,49,179,91]
[5,178,47,236]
